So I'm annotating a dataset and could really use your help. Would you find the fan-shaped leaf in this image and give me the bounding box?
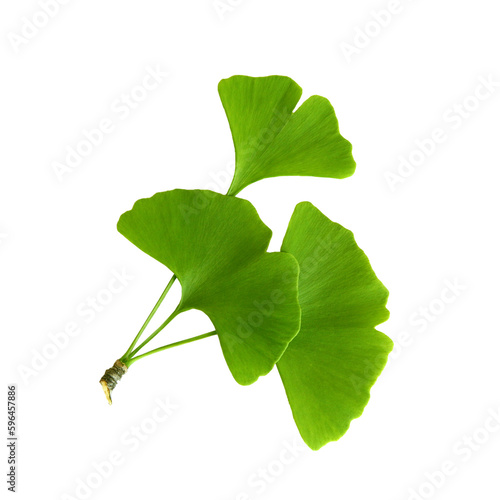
[218,75,356,195]
[117,189,301,385]
[278,202,392,450]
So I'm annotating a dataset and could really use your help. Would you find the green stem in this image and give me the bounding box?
[122,274,177,358]
[126,306,181,360]
[126,331,217,366]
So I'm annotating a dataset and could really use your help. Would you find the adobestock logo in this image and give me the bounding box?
[390,277,466,360]
[177,161,234,223]
[213,0,246,21]
[224,287,288,354]
[384,74,499,191]
[350,277,466,393]
[7,0,72,54]
[17,268,133,384]
[340,0,415,64]
[238,107,290,162]
[247,438,307,495]
[407,278,466,334]
[60,396,178,500]
[406,405,500,500]
[51,65,169,183]
[227,438,308,500]
[235,290,286,340]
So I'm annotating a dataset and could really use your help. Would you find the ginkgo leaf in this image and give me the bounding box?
[117,189,301,385]
[218,75,356,195]
[278,202,392,450]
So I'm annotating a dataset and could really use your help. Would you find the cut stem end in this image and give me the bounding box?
[99,359,128,405]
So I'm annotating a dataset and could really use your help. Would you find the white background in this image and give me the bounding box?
[1,1,500,499]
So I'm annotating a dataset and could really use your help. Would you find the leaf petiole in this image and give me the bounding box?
[125,306,181,361]
[122,273,177,359]
[126,331,217,366]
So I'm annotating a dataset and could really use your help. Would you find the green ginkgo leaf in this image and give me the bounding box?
[278,202,392,450]
[117,189,301,385]
[218,75,356,195]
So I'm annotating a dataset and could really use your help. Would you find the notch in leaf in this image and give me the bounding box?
[115,189,301,387]
[218,75,356,195]
[278,202,392,450]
